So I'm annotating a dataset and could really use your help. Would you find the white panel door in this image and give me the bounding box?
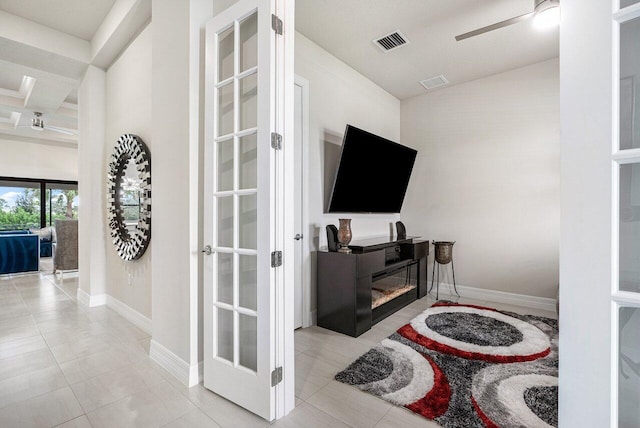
[203,0,290,420]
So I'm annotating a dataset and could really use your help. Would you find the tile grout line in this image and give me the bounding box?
[7,273,87,427]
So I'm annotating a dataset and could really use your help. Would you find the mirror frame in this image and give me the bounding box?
[107,134,151,261]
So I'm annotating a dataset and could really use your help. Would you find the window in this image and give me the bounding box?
[0,177,78,231]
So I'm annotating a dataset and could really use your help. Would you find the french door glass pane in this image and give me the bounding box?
[239,73,258,131]
[619,306,640,427]
[217,252,234,305]
[239,133,257,189]
[0,181,41,231]
[239,254,257,311]
[217,308,234,362]
[218,83,234,137]
[239,194,257,250]
[217,196,234,248]
[217,139,234,192]
[212,10,260,373]
[239,13,257,72]
[621,0,640,8]
[620,17,640,150]
[619,164,640,292]
[218,26,234,82]
[239,313,257,371]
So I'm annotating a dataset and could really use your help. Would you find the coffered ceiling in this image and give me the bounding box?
[0,0,149,147]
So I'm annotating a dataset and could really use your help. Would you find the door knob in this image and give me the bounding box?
[294,234,303,241]
[202,245,213,255]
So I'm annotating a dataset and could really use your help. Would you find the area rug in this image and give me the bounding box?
[335,302,558,427]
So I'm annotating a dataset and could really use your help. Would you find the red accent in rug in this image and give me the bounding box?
[471,396,500,428]
[405,353,451,419]
[397,324,551,363]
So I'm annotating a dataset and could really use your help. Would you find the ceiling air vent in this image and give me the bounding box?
[419,75,449,90]
[373,31,409,53]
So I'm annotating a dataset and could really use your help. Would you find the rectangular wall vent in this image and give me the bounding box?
[373,31,409,53]
[419,75,449,90]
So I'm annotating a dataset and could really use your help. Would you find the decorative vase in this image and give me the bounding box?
[337,219,352,253]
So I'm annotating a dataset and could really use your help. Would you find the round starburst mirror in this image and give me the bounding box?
[107,134,151,260]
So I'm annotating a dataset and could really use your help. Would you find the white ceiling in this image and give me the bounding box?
[0,0,560,146]
[0,0,116,41]
[295,0,560,100]
[0,0,140,146]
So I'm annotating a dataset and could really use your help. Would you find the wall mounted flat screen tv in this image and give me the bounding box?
[327,125,417,213]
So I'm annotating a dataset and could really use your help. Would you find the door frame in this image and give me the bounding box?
[294,74,312,328]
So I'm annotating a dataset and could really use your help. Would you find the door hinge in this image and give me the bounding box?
[271,251,282,268]
[271,14,283,35]
[271,132,282,150]
[271,366,283,386]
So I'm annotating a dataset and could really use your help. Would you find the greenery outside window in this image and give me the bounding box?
[0,177,78,231]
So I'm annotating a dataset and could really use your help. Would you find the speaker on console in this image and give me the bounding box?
[396,221,407,239]
[326,224,339,252]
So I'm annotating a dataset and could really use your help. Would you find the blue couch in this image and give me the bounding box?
[0,229,51,257]
[0,232,39,275]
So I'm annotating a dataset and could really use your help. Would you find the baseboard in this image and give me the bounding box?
[150,340,200,387]
[196,361,204,384]
[310,310,317,326]
[435,283,557,313]
[105,295,152,335]
[76,288,107,307]
[76,289,152,334]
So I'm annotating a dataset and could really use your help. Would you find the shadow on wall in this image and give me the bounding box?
[323,130,343,213]
[304,130,343,319]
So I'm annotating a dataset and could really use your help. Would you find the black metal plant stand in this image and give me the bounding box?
[430,241,459,300]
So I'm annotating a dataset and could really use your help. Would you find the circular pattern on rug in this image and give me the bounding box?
[398,305,550,363]
[425,312,523,346]
[524,386,558,427]
[473,372,558,428]
[335,338,451,419]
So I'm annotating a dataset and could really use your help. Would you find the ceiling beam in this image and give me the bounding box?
[0,11,90,79]
[91,0,152,69]
[24,79,76,115]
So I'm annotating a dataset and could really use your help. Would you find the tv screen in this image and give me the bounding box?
[327,125,417,213]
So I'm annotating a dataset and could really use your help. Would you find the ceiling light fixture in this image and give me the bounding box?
[532,2,560,30]
[31,112,44,131]
[455,0,560,41]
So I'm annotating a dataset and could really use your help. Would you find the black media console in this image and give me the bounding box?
[316,236,429,337]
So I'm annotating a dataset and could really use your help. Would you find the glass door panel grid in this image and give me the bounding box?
[614,2,640,426]
[212,11,259,373]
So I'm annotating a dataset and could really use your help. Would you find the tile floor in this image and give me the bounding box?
[0,271,557,427]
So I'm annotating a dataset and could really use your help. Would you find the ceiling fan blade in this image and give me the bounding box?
[44,125,76,136]
[455,11,535,41]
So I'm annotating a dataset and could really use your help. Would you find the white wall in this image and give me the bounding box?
[295,32,401,316]
[104,23,152,318]
[151,0,210,380]
[78,65,107,299]
[401,59,560,299]
[0,139,77,181]
[295,32,401,246]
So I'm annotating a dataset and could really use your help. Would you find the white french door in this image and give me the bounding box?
[203,0,294,420]
[613,2,640,426]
